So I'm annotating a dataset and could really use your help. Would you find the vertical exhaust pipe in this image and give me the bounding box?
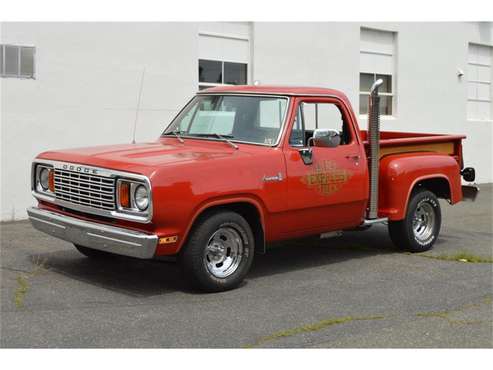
[367,79,383,220]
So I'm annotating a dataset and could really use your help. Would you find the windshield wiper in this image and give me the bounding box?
[192,133,238,150]
[163,130,185,143]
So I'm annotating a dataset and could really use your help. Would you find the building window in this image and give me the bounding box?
[359,28,396,116]
[467,43,492,121]
[198,59,247,90]
[0,44,35,79]
[198,30,250,90]
[359,73,393,115]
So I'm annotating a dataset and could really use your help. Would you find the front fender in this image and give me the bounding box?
[378,153,462,221]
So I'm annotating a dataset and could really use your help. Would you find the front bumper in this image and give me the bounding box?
[27,207,158,259]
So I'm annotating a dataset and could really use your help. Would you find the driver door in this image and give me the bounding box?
[282,97,368,236]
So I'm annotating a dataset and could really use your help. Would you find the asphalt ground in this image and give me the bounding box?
[1,185,492,348]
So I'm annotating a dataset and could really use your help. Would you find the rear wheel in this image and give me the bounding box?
[74,244,116,259]
[179,210,255,292]
[388,189,441,252]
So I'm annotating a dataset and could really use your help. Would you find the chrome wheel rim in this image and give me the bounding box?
[412,202,435,243]
[204,226,244,278]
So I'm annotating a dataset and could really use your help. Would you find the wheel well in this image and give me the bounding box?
[193,202,266,254]
[413,177,451,200]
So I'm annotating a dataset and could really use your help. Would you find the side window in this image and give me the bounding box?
[289,107,305,146]
[289,102,351,147]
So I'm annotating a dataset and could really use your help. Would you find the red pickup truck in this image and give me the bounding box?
[28,83,478,292]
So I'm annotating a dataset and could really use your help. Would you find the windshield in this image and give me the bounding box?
[163,95,289,145]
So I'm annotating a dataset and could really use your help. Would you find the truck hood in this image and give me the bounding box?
[38,138,245,176]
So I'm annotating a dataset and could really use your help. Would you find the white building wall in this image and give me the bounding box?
[1,22,492,221]
[1,22,199,221]
[368,22,492,185]
[253,22,493,182]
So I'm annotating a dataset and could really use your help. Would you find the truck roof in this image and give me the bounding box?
[198,85,350,100]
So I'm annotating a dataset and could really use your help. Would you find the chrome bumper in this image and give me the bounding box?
[27,207,158,259]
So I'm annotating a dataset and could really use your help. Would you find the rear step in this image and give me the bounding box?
[462,185,479,202]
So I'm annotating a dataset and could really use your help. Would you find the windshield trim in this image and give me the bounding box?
[162,93,291,147]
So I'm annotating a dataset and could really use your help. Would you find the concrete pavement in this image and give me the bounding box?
[1,185,492,348]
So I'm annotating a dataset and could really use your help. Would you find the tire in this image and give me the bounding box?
[179,210,255,292]
[388,189,441,252]
[74,244,116,259]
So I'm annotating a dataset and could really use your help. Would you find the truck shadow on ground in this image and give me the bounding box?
[31,250,186,297]
[250,225,398,279]
[32,225,398,297]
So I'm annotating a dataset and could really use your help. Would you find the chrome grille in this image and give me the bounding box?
[54,169,116,210]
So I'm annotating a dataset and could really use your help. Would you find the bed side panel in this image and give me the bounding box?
[378,153,462,221]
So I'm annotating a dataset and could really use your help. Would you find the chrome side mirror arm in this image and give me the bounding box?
[299,147,313,165]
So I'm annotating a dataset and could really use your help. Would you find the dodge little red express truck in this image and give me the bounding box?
[28,82,478,291]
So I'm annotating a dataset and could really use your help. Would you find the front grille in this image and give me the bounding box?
[54,169,116,211]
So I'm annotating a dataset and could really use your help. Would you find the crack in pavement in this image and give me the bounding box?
[243,295,492,348]
[244,315,385,348]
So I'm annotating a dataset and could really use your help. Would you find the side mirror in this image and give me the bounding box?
[312,128,341,148]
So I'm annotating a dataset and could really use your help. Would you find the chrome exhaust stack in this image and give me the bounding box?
[367,79,383,220]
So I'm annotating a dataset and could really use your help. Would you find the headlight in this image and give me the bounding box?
[39,167,49,190]
[134,185,149,211]
[35,164,54,194]
[117,179,151,214]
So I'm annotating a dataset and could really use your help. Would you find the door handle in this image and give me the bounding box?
[345,154,360,161]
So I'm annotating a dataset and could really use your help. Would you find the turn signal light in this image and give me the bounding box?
[159,236,178,245]
[119,182,130,208]
[48,170,55,192]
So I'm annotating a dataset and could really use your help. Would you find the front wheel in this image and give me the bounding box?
[388,189,441,252]
[179,211,255,292]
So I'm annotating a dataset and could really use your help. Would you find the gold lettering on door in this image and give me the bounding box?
[301,160,353,196]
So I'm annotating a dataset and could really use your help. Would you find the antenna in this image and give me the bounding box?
[132,67,146,144]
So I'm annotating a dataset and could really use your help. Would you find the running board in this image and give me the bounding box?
[362,217,388,226]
